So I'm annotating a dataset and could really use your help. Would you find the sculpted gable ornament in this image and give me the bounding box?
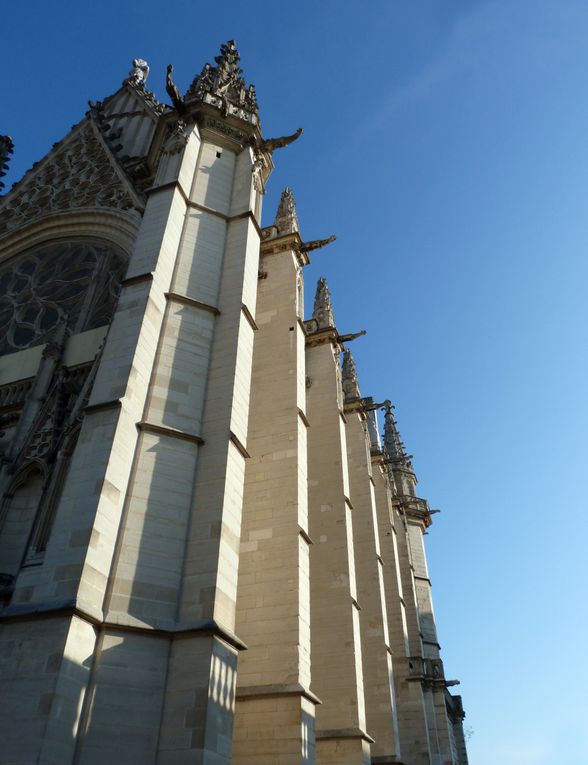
[126,58,150,86]
[123,58,166,116]
[0,119,144,235]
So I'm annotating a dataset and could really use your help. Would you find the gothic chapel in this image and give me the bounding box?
[0,42,468,765]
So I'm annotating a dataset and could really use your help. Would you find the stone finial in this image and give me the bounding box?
[383,400,408,463]
[274,187,299,235]
[0,135,14,191]
[313,277,335,329]
[185,40,259,120]
[341,349,360,401]
[126,58,149,86]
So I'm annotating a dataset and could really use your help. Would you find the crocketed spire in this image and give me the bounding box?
[383,400,408,463]
[312,277,335,329]
[274,187,299,235]
[341,348,360,401]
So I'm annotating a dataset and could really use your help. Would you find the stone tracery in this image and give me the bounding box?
[0,121,143,235]
[0,239,127,355]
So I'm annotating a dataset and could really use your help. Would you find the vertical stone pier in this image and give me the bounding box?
[232,189,317,764]
[0,42,271,765]
[305,280,371,765]
[340,354,401,763]
[384,403,455,765]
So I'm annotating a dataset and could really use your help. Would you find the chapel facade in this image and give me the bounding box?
[0,42,468,765]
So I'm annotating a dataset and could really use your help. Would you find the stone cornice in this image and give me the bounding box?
[260,230,307,266]
[304,326,339,348]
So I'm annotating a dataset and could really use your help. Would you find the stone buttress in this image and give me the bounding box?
[0,42,469,765]
[382,402,468,765]
[304,279,372,765]
[340,350,401,765]
[0,43,271,765]
[232,189,317,764]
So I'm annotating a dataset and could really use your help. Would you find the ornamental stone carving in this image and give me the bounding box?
[312,276,335,329]
[341,349,361,401]
[274,187,299,235]
[126,58,150,86]
[185,40,259,125]
[0,120,143,235]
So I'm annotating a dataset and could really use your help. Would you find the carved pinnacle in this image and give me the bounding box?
[341,348,361,401]
[299,234,336,253]
[382,399,409,462]
[255,127,303,154]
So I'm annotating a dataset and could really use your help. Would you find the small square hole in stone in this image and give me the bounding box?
[216,151,222,158]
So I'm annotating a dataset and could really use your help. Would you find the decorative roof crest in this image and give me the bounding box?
[313,276,335,329]
[341,349,361,401]
[274,187,299,235]
[0,135,14,192]
[185,40,259,124]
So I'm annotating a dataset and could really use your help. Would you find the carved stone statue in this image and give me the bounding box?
[166,64,186,115]
[127,58,149,86]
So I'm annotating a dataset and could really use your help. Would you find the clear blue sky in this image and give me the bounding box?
[3,2,588,762]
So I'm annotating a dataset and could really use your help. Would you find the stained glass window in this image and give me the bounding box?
[0,239,127,355]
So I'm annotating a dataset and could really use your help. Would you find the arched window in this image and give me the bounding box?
[0,238,127,356]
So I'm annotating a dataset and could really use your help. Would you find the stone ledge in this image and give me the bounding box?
[0,601,247,651]
[315,727,375,744]
[166,291,220,315]
[137,421,204,445]
[236,682,321,706]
